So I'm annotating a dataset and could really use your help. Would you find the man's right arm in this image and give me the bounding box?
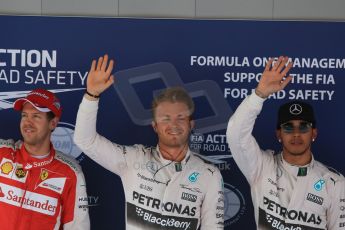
[74,96,129,175]
[74,54,132,175]
[227,56,293,184]
[327,174,345,230]
[226,92,268,184]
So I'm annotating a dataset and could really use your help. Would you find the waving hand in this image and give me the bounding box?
[256,56,293,98]
[86,54,115,97]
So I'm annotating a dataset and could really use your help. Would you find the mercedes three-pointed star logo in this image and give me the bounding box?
[289,104,303,115]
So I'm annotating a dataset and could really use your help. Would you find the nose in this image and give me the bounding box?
[169,119,179,127]
[21,116,33,126]
[291,127,303,137]
[293,131,301,137]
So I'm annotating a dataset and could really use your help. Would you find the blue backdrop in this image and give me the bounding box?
[0,15,344,229]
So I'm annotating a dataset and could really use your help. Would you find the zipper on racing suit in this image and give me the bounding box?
[16,168,32,229]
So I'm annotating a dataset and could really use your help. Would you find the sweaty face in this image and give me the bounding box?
[152,101,193,151]
[277,120,317,157]
[20,103,56,148]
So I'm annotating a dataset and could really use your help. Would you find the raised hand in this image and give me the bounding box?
[86,54,115,97]
[256,56,293,98]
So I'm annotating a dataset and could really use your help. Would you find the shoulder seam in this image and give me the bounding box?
[54,151,81,173]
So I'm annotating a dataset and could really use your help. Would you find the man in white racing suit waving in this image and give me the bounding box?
[74,54,224,230]
[227,56,345,230]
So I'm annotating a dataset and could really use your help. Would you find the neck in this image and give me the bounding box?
[24,142,51,157]
[158,143,188,162]
[282,151,312,166]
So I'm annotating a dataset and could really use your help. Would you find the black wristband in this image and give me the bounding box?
[255,88,268,99]
[86,90,100,98]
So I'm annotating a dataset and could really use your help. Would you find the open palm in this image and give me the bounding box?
[87,54,115,96]
[256,56,293,98]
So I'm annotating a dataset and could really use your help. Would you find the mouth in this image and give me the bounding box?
[168,131,181,135]
[167,128,183,135]
[22,127,35,134]
[290,139,303,145]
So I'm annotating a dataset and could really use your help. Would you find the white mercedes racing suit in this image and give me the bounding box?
[226,92,345,230]
[74,97,224,230]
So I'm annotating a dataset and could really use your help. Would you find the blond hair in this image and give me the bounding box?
[152,87,194,119]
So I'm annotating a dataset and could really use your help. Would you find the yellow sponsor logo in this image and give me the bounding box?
[40,170,49,181]
[1,162,14,175]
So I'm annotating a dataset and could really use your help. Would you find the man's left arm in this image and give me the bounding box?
[327,175,345,230]
[200,167,224,230]
[62,168,90,230]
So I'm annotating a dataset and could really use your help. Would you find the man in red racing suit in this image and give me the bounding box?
[0,88,89,230]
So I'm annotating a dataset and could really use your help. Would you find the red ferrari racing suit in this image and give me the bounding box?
[227,92,345,230]
[0,139,90,230]
[74,97,224,230]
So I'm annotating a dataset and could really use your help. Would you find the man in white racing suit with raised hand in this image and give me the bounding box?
[74,54,224,230]
[227,56,345,230]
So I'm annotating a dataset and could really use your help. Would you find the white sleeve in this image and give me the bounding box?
[200,167,224,230]
[327,175,345,230]
[63,166,90,230]
[226,92,270,185]
[73,97,133,176]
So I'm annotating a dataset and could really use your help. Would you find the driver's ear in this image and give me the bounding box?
[152,121,157,133]
[276,129,282,143]
[312,128,318,142]
[189,119,195,130]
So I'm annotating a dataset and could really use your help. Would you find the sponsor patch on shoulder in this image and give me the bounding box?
[0,139,15,149]
[55,153,79,173]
